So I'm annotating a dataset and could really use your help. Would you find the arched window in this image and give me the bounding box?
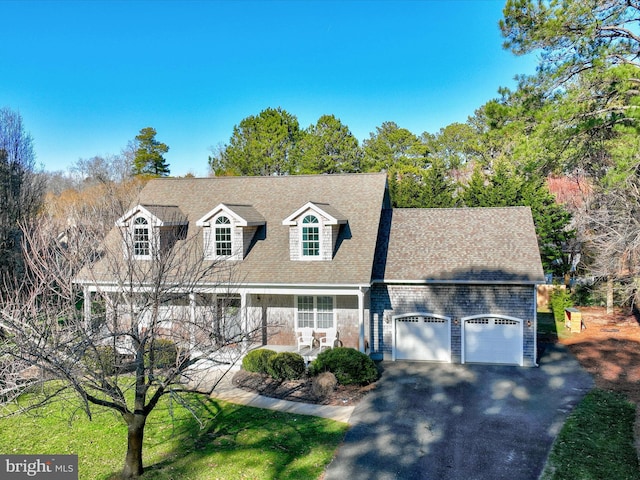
[215,216,232,256]
[302,215,319,257]
[133,217,150,257]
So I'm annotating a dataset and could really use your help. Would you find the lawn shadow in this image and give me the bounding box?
[104,393,346,480]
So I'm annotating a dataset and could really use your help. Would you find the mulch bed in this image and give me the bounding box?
[556,306,640,404]
[552,306,640,460]
[232,370,377,406]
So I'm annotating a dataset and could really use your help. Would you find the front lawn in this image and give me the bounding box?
[541,389,640,480]
[0,390,348,479]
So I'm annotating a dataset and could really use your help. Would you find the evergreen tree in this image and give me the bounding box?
[296,114,363,174]
[389,160,457,208]
[132,127,170,177]
[210,107,300,176]
[362,122,427,171]
[0,107,44,282]
[461,160,573,275]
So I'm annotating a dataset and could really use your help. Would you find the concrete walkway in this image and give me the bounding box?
[211,373,355,423]
[324,344,594,480]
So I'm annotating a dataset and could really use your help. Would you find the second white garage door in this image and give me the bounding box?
[462,315,523,365]
[394,314,451,362]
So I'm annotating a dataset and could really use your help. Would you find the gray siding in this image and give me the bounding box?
[370,283,537,366]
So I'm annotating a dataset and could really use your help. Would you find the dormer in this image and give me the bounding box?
[196,204,265,261]
[282,202,347,261]
[116,204,188,260]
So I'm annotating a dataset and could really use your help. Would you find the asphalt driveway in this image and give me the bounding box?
[324,344,594,480]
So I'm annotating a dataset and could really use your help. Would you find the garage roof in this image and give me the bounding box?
[374,207,545,284]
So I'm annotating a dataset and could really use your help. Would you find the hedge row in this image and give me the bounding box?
[243,347,378,385]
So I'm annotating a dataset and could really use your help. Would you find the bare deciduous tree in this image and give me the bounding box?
[71,154,133,186]
[0,195,263,478]
[578,173,640,310]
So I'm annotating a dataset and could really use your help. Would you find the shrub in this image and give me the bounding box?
[571,283,604,307]
[242,349,277,374]
[309,347,378,385]
[267,352,307,381]
[550,286,573,324]
[84,346,119,375]
[312,371,337,399]
[146,339,178,369]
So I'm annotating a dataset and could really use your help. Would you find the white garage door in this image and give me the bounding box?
[394,314,451,362]
[463,316,523,365]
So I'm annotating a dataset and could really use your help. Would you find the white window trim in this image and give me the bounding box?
[203,214,241,261]
[299,214,323,260]
[295,295,335,331]
[213,214,234,258]
[131,215,153,260]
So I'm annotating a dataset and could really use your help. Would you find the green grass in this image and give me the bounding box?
[541,389,640,480]
[537,311,572,340]
[0,390,348,479]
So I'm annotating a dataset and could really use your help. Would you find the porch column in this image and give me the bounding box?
[189,293,196,351]
[240,291,248,350]
[83,286,91,329]
[358,288,365,353]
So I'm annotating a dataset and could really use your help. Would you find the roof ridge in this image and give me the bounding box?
[393,206,530,212]
[148,172,388,181]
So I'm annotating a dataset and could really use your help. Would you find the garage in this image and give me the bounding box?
[393,313,451,362]
[462,315,523,365]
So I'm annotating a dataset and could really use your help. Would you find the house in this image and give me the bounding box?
[77,172,545,367]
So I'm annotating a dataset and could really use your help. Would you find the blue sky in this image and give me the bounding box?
[1,0,537,176]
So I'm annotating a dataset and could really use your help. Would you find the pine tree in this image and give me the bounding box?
[132,127,170,177]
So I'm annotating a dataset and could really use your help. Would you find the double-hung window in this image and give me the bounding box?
[301,215,320,257]
[296,296,334,330]
[133,217,150,258]
[215,216,232,256]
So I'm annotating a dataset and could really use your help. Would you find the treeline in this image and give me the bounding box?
[208,108,572,278]
[4,0,640,307]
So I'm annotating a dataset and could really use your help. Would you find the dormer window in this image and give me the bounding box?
[133,217,151,258]
[215,216,233,256]
[116,204,188,261]
[283,202,348,261]
[196,204,265,261]
[302,215,320,257]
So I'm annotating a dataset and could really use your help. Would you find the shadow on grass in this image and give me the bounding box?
[104,394,346,480]
[537,312,558,337]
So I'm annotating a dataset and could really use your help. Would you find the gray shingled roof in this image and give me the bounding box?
[83,173,389,286]
[307,203,347,224]
[374,207,545,283]
[141,205,187,225]
[217,204,266,226]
